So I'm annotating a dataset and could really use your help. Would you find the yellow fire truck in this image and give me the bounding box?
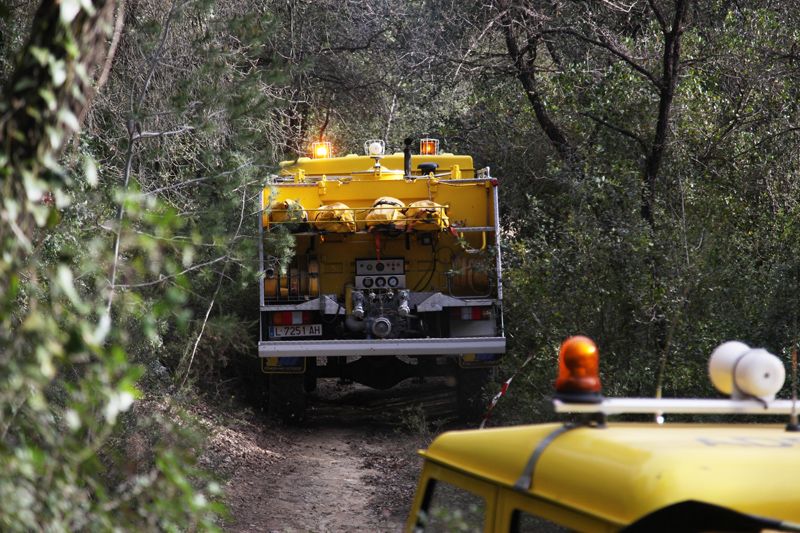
[258,138,505,420]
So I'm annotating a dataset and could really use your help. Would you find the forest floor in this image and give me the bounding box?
[196,378,472,532]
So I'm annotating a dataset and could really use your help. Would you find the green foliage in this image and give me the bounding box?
[0,173,225,530]
[0,0,290,529]
[5,0,800,523]
[485,2,800,423]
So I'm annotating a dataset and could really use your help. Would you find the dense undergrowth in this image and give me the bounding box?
[3,0,800,528]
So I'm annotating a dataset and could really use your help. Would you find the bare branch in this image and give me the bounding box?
[542,27,661,89]
[580,112,648,153]
[646,0,668,32]
[731,126,800,161]
[77,0,126,131]
[454,11,505,78]
[180,185,249,389]
[319,28,390,54]
[641,0,690,226]
[136,1,180,110]
[318,108,330,139]
[143,162,252,196]
[501,9,577,166]
[132,125,195,141]
[599,0,639,13]
[107,0,180,315]
[384,93,397,142]
[116,256,228,289]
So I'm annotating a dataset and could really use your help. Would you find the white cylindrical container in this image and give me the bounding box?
[734,348,786,400]
[708,341,750,395]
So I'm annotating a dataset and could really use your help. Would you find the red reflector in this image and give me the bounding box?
[273,311,312,325]
[450,307,492,320]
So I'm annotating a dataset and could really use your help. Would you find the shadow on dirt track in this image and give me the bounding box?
[216,377,479,532]
[303,377,465,429]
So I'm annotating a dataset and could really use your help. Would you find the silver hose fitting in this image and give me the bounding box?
[398,290,411,317]
[352,290,365,319]
[371,317,392,338]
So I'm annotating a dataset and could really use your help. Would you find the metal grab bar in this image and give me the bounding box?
[458,230,487,253]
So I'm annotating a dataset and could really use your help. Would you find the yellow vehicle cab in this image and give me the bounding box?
[406,337,800,532]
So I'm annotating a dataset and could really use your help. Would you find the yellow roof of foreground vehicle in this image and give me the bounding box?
[406,337,800,532]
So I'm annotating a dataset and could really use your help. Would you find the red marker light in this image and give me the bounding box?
[555,335,603,403]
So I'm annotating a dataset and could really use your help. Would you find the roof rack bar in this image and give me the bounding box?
[554,398,797,415]
[452,226,495,232]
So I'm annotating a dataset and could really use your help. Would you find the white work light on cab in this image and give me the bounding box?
[709,341,785,401]
[364,139,385,156]
[364,139,386,170]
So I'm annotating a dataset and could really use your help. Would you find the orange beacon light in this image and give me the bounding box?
[419,138,439,156]
[311,141,332,159]
[555,335,603,403]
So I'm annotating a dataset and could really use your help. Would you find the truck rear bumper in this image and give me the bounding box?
[258,336,506,357]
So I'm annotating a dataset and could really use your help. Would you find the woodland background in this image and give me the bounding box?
[2,0,800,529]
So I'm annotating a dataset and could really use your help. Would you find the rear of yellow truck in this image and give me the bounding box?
[257,139,505,421]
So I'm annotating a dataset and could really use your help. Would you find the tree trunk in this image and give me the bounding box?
[641,0,689,227]
[500,4,579,172]
[0,0,114,186]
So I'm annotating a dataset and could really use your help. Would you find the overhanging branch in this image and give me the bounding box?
[581,112,648,153]
[541,27,661,89]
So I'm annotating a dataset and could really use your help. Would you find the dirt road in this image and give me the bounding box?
[200,379,468,532]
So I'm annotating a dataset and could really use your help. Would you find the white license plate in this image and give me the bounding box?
[269,324,323,338]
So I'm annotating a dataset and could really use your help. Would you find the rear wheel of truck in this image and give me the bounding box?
[268,374,306,423]
[236,356,270,407]
[456,367,490,422]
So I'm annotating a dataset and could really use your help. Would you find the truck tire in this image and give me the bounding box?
[236,356,270,407]
[456,367,490,422]
[268,374,306,423]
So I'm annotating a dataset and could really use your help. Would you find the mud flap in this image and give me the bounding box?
[268,373,306,423]
[456,366,490,422]
[303,358,317,393]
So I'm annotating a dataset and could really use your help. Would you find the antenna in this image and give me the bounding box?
[790,262,799,432]
[787,344,798,432]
